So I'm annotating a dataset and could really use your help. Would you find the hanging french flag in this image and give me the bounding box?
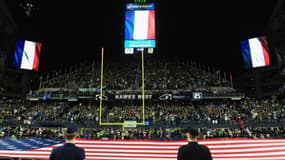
[13,40,42,71]
[241,36,270,69]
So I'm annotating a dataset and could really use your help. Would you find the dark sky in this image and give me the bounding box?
[6,0,278,74]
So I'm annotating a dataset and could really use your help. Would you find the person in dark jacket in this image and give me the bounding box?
[49,126,86,160]
[177,128,212,160]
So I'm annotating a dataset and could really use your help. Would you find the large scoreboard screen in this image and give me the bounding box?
[124,3,156,54]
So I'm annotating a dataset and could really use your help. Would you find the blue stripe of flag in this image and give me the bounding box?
[13,40,25,69]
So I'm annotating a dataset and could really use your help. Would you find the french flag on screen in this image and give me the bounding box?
[133,10,155,40]
[125,10,155,40]
[14,40,42,71]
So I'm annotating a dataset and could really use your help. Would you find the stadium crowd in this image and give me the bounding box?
[0,99,284,126]
[39,57,231,90]
[0,58,284,141]
[0,98,284,140]
[0,126,284,140]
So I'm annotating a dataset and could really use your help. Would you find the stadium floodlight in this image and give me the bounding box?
[19,0,39,16]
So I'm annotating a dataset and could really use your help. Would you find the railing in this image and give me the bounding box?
[26,88,244,101]
[1,119,284,128]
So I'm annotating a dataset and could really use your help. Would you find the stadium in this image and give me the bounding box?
[0,0,285,159]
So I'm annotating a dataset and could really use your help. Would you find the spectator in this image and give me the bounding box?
[49,126,86,160]
[177,127,212,160]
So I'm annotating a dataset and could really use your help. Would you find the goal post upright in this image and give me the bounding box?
[137,49,145,125]
[99,48,146,127]
[99,47,104,125]
[99,48,145,128]
[99,47,124,126]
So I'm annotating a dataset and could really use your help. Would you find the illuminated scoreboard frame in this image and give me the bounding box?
[124,2,156,54]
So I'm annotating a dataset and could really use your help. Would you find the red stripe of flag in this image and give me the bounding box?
[32,42,42,71]
[147,10,155,39]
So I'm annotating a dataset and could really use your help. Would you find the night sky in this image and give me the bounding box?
[5,0,278,75]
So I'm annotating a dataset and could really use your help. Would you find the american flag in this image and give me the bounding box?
[0,138,285,160]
